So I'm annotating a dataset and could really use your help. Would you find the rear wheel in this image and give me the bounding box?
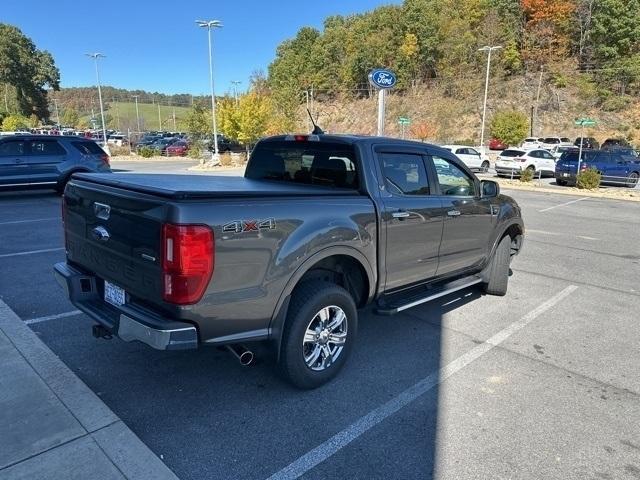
[278,281,357,389]
[482,236,511,296]
[481,161,490,172]
[626,172,639,188]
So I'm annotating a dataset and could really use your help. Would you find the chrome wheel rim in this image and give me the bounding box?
[302,305,348,371]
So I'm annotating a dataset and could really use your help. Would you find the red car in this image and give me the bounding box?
[165,140,190,156]
[489,138,508,150]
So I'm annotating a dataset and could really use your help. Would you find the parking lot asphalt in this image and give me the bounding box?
[1,162,639,480]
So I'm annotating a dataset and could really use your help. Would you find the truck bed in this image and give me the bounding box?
[72,173,361,199]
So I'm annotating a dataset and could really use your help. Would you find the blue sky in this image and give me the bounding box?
[3,0,399,97]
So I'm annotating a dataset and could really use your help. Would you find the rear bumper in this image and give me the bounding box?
[495,165,523,176]
[53,262,198,350]
[555,172,576,183]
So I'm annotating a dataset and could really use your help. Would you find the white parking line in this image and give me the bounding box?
[538,197,588,212]
[0,217,58,226]
[267,285,578,480]
[0,247,65,259]
[25,310,82,325]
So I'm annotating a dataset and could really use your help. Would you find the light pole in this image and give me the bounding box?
[132,95,141,133]
[231,80,241,106]
[478,45,502,153]
[86,53,110,155]
[53,98,61,131]
[196,19,223,165]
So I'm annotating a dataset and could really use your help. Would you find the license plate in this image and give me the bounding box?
[104,281,126,307]
[562,173,569,177]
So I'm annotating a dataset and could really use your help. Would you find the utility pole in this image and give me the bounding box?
[157,102,162,131]
[172,107,177,131]
[534,67,544,137]
[53,98,61,130]
[478,45,502,153]
[113,97,120,131]
[132,95,141,133]
[4,84,9,112]
[231,80,241,106]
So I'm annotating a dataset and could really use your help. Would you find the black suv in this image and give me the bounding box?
[602,138,630,150]
[0,135,111,192]
[574,137,599,149]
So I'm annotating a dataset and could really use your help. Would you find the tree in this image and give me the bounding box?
[0,24,59,120]
[410,121,438,141]
[236,92,273,146]
[521,0,576,65]
[1,114,29,131]
[61,107,80,127]
[489,110,529,145]
[184,103,212,164]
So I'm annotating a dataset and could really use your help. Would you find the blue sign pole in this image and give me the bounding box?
[368,69,397,136]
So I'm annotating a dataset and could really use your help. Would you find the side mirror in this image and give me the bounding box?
[481,180,500,198]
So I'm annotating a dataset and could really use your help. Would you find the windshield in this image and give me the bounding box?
[246,140,358,189]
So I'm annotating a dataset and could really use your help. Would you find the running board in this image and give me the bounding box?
[375,275,483,316]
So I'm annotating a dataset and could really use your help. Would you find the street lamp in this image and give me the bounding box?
[231,80,241,106]
[478,45,502,153]
[85,53,110,155]
[196,19,223,165]
[131,95,141,133]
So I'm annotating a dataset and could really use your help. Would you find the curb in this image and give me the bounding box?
[492,180,640,202]
[0,300,178,480]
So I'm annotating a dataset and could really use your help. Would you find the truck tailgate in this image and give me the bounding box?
[63,178,167,306]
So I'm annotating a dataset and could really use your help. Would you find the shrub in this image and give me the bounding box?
[576,168,601,189]
[188,143,203,159]
[1,114,30,131]
[108,145,130,156]
[520,168,534,183]
[601,96,630,112]
[137,146,156,158]
[220,153,233,166]
[490,110,529,147]
[551,73,568,88]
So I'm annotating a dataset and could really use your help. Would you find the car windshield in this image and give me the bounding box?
[246,140,358,189]
[501,149,524,157]
[524,138,537,143]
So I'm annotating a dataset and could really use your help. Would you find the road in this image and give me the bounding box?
[1,159,639,480]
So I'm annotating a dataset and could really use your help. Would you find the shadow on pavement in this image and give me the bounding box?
[29,287,486,479]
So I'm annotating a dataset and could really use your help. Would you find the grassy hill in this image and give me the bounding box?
[81,101,191,132]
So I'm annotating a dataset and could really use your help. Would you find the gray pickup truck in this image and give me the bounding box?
[54,134,524,388]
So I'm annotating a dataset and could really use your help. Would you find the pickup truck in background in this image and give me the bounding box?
[54,134,524,388]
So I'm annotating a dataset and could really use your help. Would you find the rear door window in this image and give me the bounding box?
[27,140,66,156]
[0,140,25,156]
[379,153,430,196]
[246,141,358,189]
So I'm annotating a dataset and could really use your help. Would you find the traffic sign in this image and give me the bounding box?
[575,118,597,126]
[398,117,411,125]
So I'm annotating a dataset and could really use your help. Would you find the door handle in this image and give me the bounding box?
[447,210,461,217]
[392,211,411,219]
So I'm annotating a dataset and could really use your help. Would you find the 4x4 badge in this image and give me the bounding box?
[223,218,276,234]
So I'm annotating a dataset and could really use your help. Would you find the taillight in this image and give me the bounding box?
[580,164,587,171]
[101,154,110,166]
[161,224,214,305]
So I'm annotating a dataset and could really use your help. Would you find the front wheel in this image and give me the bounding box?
[481,161,490,172]
[626,172,639,188]
[278,281,357,389]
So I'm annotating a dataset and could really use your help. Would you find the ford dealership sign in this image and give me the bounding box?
[368,69,397,89]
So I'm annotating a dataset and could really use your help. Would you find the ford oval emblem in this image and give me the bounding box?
[368,69,397,89]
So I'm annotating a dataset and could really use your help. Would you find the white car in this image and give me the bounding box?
[541,136,572,150]
[495,148,557,177]
[520,137,543,150]
[441,145,491,171]
[550,145,578,160]
[107,134,128,147]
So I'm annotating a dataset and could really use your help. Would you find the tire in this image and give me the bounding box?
[556,179,567,186]
[526,165,535,173]
[481,161,490,172]
[626,172,639,188]
[482,235,511,296]
[278,281,357,389]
